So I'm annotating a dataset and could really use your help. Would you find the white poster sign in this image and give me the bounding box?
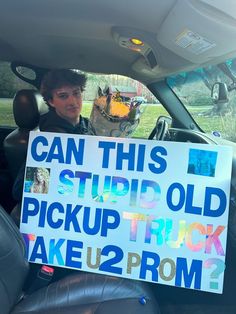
[20,131,232,293]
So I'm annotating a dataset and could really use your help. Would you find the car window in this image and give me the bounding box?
[166,57,236,141]
[0,61,35,127]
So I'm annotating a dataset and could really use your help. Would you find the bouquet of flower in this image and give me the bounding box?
[90,87,142,137]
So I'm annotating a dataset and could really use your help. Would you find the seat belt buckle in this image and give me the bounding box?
[37,265,54,281]
[26,265,55,295]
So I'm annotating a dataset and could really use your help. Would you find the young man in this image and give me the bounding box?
[40,69,95,134]
[12,69,95,204]
[11,70,97,285]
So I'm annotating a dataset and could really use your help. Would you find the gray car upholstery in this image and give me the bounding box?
[0,205,29,314]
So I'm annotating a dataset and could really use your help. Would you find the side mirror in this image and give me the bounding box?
[211,82,228,104]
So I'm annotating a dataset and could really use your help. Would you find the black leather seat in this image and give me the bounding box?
[0,204,159,314]
[4,89,48,180]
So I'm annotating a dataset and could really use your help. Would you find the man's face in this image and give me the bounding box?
[49,85,82,125]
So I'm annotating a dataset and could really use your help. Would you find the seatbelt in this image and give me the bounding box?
[26,265,54,294]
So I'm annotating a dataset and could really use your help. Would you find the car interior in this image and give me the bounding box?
[1,0,236,313]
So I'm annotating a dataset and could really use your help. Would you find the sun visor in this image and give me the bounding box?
[157,0,236,64]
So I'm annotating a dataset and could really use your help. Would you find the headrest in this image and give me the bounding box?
[13,89,48,129]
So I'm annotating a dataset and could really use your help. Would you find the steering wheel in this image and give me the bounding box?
[148,117,169,140]
[155,119,169,140]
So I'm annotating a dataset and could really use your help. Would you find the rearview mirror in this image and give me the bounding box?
[211,82,228,104]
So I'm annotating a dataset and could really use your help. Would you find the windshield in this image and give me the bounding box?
[167,58,236,141]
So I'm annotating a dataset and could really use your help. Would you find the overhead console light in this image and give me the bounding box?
[115,35,147,52]
[130,38,144,46]
[112,27,158,69]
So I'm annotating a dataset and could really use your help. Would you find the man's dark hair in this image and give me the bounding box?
[40,69,87,102]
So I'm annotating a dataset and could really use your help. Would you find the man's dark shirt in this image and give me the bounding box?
[39,109,95,135]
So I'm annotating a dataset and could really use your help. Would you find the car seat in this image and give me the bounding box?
[3,89,48,180]
[0,204,159,314]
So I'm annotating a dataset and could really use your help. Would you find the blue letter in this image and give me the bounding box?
[140,251,160,281]
[49,238,65,265]
[116,143,135,171]
[99,245,123,274]
[83,207,102,235]
[58,169,74,195]
[47,137,64,163]
[149,146,167,174]
[204,187,226,217]
[98,141,116,168]
[47,202,64,229]
[22,197,40,224]
[66,138,85,165]
[185,184,202,215]
[38,201,47,227]
[66,240,83,269]
[111,176,129,203]
[167,183,185,212]
[31,135,48,162]
[75,171,92,198]
[64,204,82,232]
[136,144,146,172]
[30,236,48,263]
[101,209,120,236]
[175,257,202,289]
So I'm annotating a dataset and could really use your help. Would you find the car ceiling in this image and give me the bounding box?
[1,0,236,84]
